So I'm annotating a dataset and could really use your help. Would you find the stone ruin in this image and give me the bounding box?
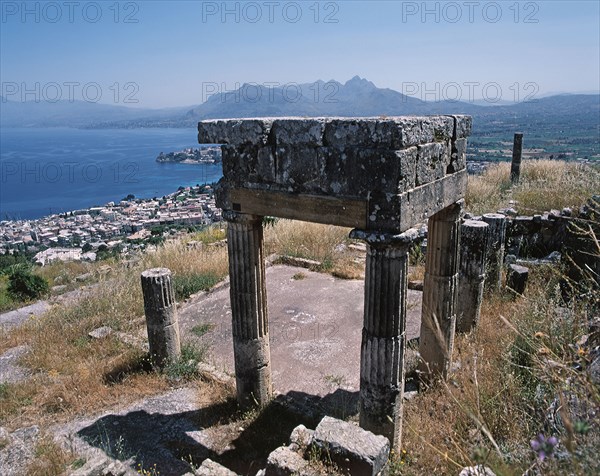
[196,115,472,450]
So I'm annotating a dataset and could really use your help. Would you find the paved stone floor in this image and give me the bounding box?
[179,265,423,397]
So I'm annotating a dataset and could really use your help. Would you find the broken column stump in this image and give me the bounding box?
[224,211,272,408]
[482,213,507,292]
[140,268,181,367]
[419,202,462,380]
[506,264,529,296]
[456,219,489,332]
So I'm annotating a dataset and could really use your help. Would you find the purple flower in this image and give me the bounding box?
[530,433,558,462]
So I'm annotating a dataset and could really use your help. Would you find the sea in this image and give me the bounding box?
[0,128,223,221]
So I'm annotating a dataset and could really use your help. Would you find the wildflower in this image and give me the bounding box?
[530,433,558,461]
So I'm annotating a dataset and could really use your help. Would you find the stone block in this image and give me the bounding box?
[395,147,417,192]
[415,116,454,143]
[431,116,455,140]
[289,424,314,452]
[221,145,276,185]
[195,458,238,476]
[416,142,447,186]
[506,264,529,296]
[198,119,272,145]
[269,119,325,146]
[312,416,390,475]
[88,326,113,339]
[449,138,467,173]
[323,118,404,149]
[453,115,472,139]
[396,117,422,147]
[265,446,317,476]
[274,146,325,192]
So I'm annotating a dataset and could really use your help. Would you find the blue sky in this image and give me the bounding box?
[1,0,599,107]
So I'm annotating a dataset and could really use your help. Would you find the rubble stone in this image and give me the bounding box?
[312,416,390,475]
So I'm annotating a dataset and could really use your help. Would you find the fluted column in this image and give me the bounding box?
[351,230,411,451]
[419,202,462,380]
[141,267,181,368]
[456,220,489,332]
[224,211,272,407]
[482,213,507,292]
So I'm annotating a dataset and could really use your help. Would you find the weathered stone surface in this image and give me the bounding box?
[449,138,467,173]
[456,220,489,332]
[588,355,600,386]
[419,202,462,380]
[275,146,325,191]
[288,424,314,451]
[88,326,113,339]
[416,142,449,185]
[312,416,390,475]
[265,446,317,476]
[0,345,31,384]
[198,118,272,145]
[357,241,410,449]
[323,118,404,149]
[453,115,472,139]
[270,119,326,146]
[459,465,496,476]
[206,116,470,234]
[141,268,181,368]
[482,213,507,292]
[506,264,529,296]
[0,426,40,476]
[195,458,238,476]
[225,212,272,407]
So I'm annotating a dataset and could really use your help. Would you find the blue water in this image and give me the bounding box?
[0,128,223,220]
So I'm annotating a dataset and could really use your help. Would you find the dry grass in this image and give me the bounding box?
[265,219,364,279]
[25,433,78,476]
[0,227,229,430]
[466,160,600,215]
[400,263,599,475]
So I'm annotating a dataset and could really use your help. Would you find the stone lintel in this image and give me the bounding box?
[216,170,466,233]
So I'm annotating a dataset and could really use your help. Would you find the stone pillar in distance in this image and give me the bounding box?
[224,211,272,407]
[141,268,181,368]
[419,201,462,380]
[350,229,413,451]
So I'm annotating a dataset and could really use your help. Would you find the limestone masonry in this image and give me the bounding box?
[199,116,471,232]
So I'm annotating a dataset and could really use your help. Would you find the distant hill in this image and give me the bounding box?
[1,77,598,131]
[0,98,189,128]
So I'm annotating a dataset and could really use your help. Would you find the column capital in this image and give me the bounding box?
[223,210,263,224]
[349,228,419,248]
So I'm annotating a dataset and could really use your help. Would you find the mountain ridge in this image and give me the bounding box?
[1,76,598,129]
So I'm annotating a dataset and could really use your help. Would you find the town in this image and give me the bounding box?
[0,185,222,265]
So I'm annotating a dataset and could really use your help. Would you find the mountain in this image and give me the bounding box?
[0,98,189,128]
[186,75,472,119]
[1,77,598,130]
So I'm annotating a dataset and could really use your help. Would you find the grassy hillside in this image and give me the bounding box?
[0,160,598,475]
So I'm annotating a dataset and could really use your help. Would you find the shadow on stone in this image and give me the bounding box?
[76,389,359,476]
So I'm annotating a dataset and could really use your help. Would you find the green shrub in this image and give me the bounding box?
[7,268,49,300]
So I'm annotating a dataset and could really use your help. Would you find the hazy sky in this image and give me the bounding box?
[1,0,599,108]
